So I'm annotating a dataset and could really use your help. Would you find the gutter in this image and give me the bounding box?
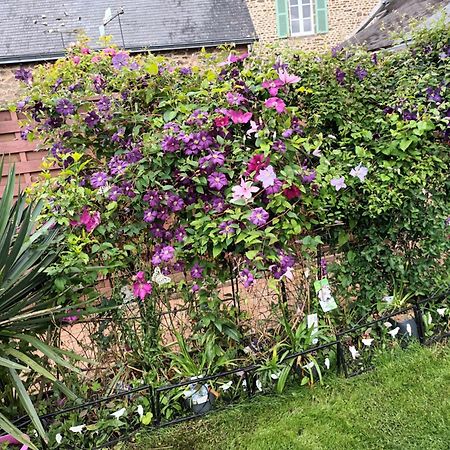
[0,36,258,66]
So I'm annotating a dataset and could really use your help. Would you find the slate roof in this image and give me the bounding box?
[346,0,450,50]
[0,0,257,64]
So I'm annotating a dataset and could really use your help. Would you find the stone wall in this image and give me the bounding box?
[0,65,24,107]
[246,0,379,52]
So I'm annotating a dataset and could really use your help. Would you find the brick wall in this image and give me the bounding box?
[246,0,379,52]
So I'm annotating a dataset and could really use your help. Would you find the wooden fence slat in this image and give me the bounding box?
[0,140,40,154]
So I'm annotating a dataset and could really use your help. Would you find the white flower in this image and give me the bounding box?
[110,407,126,419]
[281,266,294,281]
[304,268,310,279]
[270,372,281,380]
[362,338,374,347]
[349,346,360,360]
[69,425,85,434]
[137,405,144,417]
[406,323,412,336]
[220,380,233,391]
[384,322,392,328]
[427,312,433,324]
[55,433,63,444]
[437,308,447,317]
[302,361,314,370]
[388,327,400,337]
[256,379,263,391]
[324,357,330,370]
[242,379,247,389]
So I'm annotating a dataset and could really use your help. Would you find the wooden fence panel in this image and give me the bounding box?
[0,109,53,196]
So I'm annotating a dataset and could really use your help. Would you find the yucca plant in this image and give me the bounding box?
[0,161,80,449]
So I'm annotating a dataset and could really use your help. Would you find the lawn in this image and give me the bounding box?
[131,344,450,450]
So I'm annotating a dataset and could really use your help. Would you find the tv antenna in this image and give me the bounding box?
[99,7,126,48]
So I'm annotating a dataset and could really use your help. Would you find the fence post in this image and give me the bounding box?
[154,389,161,425]
[335,336,348,378]
[413,301,426,345]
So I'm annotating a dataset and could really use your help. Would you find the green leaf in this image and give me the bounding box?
[145,62,159,75]
[141,411,153,425]
[399,139,413,151]
[163,110,178,122]
[9,368,48,443]
[245,250,259,260]
[0,355,27,370]
[0,412,38,450]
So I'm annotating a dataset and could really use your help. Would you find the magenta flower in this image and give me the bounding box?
[264,97,286,114]
[225,110,253,124]
[350,164,368,181]
[262,79,283,96]
[249,207,269,227]
[208,172,228,190]
[240,269,254,288]
[214,115,230,127]
[330,176,347,191]
[277,69,301,84]
[191,263,204,279]
[79,209,101,232]
[246,154,270,175]
[133,271,152,300]
[256,165,277,188]
[231,179,259,202]
[90,171,109,188]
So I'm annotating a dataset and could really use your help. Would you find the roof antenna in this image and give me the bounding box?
[99,6,125,48]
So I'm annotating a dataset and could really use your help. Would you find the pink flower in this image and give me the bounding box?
[92,55,102,63]
[262,79,283,96]
[330,176,347,191]
[247,120,260,135]
[103,47,117,56]
[256,165,277,188]
[81,47,91,54]
[72,56,81,65]
[218,52,248,66]
[133,271,152,300]
[225,109,253,124]
[264,97,286,114]
[277,69,301,84]
[79,209,101,232]
[214,115,230,127]
[231,179,259,202]
[246,154,270,176]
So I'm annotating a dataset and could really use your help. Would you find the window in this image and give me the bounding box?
[275,0,328,39]
[289,0,314,36]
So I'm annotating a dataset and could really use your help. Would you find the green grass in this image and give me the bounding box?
[131,344,450,450]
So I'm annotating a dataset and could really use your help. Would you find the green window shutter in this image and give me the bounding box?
[276,0,290,38]
[315,0,328,33]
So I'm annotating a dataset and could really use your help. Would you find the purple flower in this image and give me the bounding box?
[167,194,185,212]
[331,45,343,58]
[108,185,123,200]
[190,263,204,279]
[143,190,161,208]
[445,217,450,226]
[56,99,75,116]
[330,176,347,191]
[112,52,129,69]
[302,170,316,184]
[174,226,187,242]
[180,67,192,75]
[144,209,158,223]
[160,245,175,262]
[112,127,125,143]
[108,156,129,175]
[350,164,368,182]
[125,148,143,164]
[85,111,100,128]
[97,96,111,112]
[265,178,282,195]
[426,87,442,103]
[335,68,346,85]
[152,252,162,266]
[209,152,225,167]
[173,260,185,271]
[282,129,293,138]
[90,171,109,188]
[240,269,254,288]
[219,220,236,235]
[371,53,378,65]
[208,172,228,190]
[226,91,245,106]
[402,110,417,121]
[161,135,180,153]
[354,66,368,81]
[272,140,286,153]
[192,283,200,292]
[212,196,227,213]
[121,181,136,198]
[249,207,269,227]
[15,68,32,84]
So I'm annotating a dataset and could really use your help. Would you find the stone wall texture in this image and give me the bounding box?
[246,0,379,52]
[0,65,24,107]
